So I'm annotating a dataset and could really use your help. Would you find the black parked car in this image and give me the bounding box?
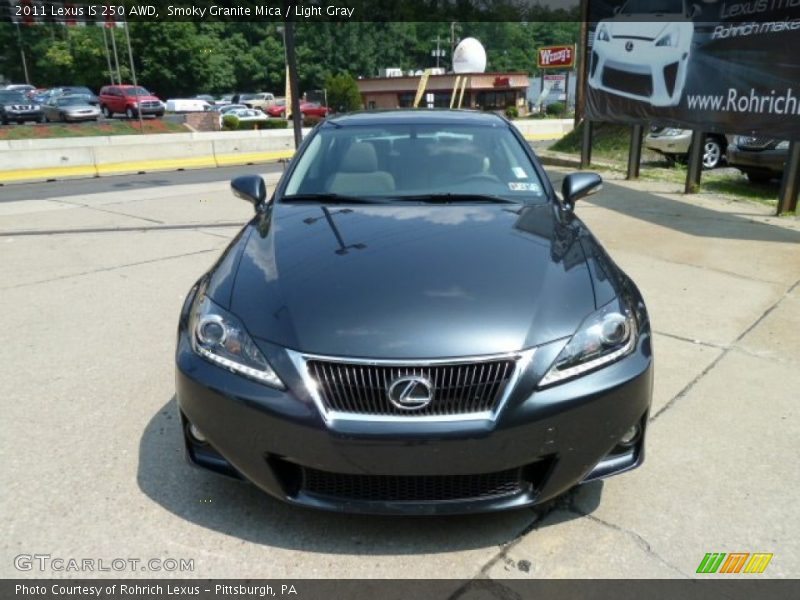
[175,110,653,515]
[727,137,790,183]
[0,90,44,124]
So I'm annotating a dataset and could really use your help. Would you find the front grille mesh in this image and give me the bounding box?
[301,467,524,502]
[737,136,775,150]
[602,66,653,98]
[307,359,516,416]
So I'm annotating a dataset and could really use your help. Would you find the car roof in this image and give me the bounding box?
[325,109,509,127]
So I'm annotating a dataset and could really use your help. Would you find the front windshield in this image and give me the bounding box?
[57,97,84,106]
[283,122,547,204]
[0,92,27,104]
[123,87,152,96]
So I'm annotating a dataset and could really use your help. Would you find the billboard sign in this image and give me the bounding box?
[537,45,576,69]
[586,0,800,140]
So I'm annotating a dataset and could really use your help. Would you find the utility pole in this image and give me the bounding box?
[110,26,122,83]
[123,20,144,132]
[450,22,459,68]
[101,26,115,84]
[15,23,31,85]
[431,35,446,69]
[283,20,302,149]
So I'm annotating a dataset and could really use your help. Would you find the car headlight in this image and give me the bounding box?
[655,25,679,47]
[189,293,284,388]
[596,24,611,42]
[539,298,638,387]
[775,141,790,150]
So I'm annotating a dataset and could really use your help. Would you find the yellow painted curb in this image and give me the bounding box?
[94,155,218,175]
[0,150,296,184]
[214,149,294,166]
[0,164,99,182]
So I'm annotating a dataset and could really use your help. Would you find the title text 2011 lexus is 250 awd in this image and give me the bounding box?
[175,110,653,515]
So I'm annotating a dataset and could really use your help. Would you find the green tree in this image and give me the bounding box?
[325,73,363,113]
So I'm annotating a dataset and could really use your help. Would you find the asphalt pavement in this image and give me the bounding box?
[1,164,798,581]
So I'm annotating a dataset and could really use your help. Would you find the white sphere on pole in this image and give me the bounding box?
[452,38,487,74]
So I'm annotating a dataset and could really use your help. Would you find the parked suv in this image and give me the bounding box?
[236,92,275,111]
[645,127,728,169]
[0,90,44,124]
[98,85,164,119]
[727,137,790,183]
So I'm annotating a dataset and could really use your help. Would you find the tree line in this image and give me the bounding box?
[0,21,579,97]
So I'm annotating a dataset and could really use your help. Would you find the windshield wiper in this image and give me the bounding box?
[388,193,519,204]
[281,193,389,205]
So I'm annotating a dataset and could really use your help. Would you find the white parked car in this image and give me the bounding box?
[165,98,212,113]
[588,0,696,107]
[220,108,269,128]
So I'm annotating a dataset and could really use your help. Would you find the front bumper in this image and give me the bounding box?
[589,42,689,107]
[176,327,653,515]
[3,109,42,122]
[727,145,787,175]
[645,132,692,156]
[64,110,101,121]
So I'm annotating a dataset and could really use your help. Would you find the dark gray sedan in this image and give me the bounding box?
[43,96,101,123]
[176,110,654,515]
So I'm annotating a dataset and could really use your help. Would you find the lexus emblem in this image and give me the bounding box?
[625,41,634,52]
[387,375,434,410]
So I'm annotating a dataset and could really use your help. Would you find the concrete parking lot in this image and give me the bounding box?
[1,165,798,581]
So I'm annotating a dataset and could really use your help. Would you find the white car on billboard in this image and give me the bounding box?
[588,0,696,107]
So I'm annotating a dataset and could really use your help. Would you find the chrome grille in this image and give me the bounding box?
[307,358,517,417]
[738,136,775,149]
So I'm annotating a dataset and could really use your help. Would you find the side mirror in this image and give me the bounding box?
[561,172,602,211]
[231,175,267,209]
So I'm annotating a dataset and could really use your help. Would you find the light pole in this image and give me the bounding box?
[431,36,446,69]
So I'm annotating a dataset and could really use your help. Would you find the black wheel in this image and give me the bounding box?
[664,155,677,168]
[702,137,724,170]
[102,105,113,118]
[745,171,773,184]
[125,107,135,119]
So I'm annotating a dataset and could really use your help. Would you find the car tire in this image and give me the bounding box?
[125,107,135,120]
[702,137,724,170]
[745,171,773,184]
[102,106,113,118]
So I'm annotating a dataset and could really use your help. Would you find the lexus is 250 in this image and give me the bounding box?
[175,110,653,515]
[588,0,695,107]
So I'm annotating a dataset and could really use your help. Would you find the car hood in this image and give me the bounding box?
[128,95,160,102]
[226,203,602,359]
[602,17,687,40]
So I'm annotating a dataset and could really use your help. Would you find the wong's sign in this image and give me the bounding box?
[537,45,575,69]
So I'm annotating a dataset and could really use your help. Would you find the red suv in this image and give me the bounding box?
[98,85,164,119]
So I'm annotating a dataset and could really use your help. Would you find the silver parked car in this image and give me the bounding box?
[43,95,101,123]
[645,127,728,170]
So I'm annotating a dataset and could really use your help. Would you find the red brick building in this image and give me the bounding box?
[356,72,531,114]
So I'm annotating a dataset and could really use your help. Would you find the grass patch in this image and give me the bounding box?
[551,121,662,163]
[0,119,187,140]
[701,171,779,205]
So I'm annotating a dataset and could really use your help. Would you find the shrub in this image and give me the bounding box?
[221,114,239,130]
[302,115,323,128]
[505,106,519,119]
[325,72,363,113]
[546,102,566,117]
[253,119,289,130]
